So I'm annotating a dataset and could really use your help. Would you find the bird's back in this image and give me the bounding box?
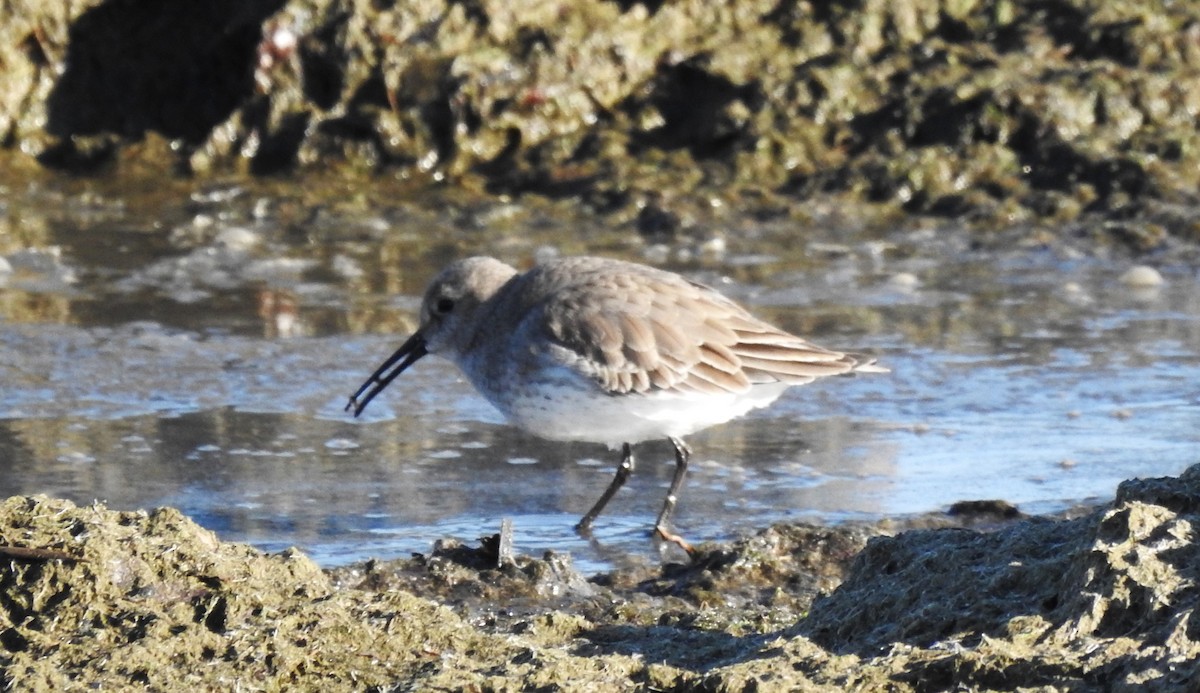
[464,257,866,398]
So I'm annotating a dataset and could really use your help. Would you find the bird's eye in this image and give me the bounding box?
[434,298,455,314]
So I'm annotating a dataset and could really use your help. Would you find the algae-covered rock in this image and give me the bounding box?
[0,495,650,690]
[2,0,1199,243]
[793,464,1200,689]
[4,463,1200,689]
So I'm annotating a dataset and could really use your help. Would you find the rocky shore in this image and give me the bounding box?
[3,0,1200,250]
[1,464,1197,689]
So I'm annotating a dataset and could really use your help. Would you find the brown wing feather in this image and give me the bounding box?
[532,258,865,396]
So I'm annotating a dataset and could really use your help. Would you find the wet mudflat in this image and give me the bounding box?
[2,177,1198,573]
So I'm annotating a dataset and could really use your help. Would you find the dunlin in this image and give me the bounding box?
[347,256,885,546]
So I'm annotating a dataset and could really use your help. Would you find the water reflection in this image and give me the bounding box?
[1,180,1198,571]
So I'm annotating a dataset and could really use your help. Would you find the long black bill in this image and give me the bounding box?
[345,331,429,417]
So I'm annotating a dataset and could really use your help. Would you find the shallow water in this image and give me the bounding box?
[2,179,1198,572]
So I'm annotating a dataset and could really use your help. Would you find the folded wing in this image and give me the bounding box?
[536,268,865,396]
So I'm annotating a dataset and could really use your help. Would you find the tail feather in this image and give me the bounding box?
[848,355,889,374]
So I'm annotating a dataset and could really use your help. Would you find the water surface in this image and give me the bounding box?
[2,180,1197,572]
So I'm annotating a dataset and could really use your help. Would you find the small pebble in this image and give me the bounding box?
[947,499,1021,519]
[215,227,259,252]
[698,236,727,256]
[331,254,364,280]
[1119,265,1163,287]
[889,272,920,290]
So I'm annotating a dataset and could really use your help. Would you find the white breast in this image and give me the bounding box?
[465,360,792,446]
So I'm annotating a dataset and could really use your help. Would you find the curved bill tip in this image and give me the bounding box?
[346,332,428,417]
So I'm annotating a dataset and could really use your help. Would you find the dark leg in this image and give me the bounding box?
[576,443,635,533]
[653,437,693,552]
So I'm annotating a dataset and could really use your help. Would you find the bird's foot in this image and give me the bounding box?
[653,525,694,555]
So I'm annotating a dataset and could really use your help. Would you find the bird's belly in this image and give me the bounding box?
[477,372,792,446]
